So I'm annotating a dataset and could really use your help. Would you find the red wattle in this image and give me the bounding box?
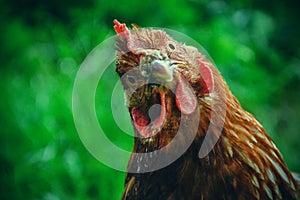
[175,76,197,115]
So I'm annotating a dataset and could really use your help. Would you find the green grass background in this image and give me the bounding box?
[1,0,300,199]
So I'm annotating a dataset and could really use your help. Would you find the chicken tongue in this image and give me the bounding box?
[131,89,166,138]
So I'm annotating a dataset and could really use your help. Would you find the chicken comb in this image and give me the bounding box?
[113,19,131,42]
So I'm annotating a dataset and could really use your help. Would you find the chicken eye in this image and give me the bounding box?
[167,41,176,51]
[126,75,137,86]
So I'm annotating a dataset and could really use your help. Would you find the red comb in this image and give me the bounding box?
[113,19,131,42]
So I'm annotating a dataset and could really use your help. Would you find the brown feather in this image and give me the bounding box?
[114,20,299,200]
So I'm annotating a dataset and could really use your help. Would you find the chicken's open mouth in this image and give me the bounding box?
[127,51,197,138]
[130,84,166,138]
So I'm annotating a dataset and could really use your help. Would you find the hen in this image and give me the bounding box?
[113,19,299,200]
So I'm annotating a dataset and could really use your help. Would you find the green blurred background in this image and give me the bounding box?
[1,0,300,199]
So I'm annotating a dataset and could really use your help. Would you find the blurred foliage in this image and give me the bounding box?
[1,0,300,199]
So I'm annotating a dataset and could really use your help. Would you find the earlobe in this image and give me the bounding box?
[197,60,214,95]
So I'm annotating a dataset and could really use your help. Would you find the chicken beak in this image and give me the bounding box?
[150,60,174,82]
[136,49,185,83]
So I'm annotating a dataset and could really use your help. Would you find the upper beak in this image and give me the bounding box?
[150,60,174,82]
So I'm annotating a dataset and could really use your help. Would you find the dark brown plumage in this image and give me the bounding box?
[113,20,299,200]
